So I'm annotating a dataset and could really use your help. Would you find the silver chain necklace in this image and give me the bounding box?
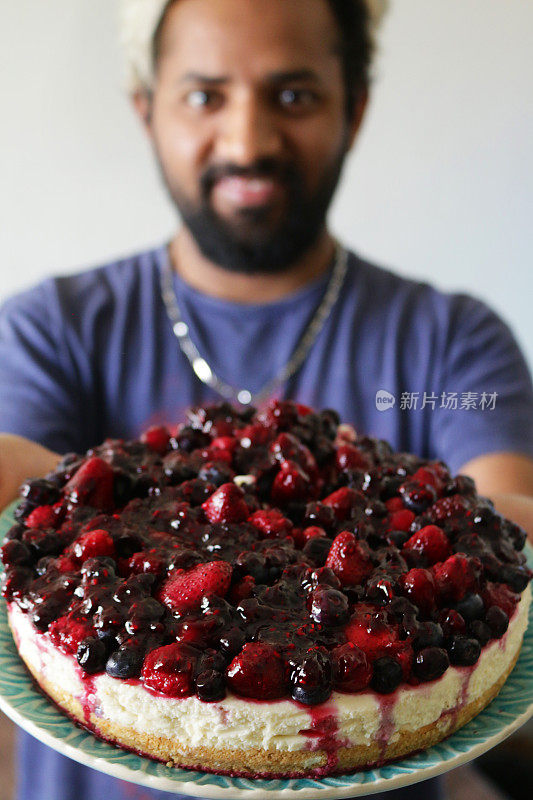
[160,242,348,406]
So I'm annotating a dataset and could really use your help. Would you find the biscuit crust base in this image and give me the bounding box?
[17,645,521,778]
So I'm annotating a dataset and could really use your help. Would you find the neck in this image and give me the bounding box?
[168,228,336,303]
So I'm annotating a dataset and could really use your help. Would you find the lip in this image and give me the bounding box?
[212,176,284,208]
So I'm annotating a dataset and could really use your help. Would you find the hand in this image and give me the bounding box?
[0,434,61,511]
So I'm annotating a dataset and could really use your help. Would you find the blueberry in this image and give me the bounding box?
[399,481,436,514]
[414,647,450,681]
[195,670,226,702]
[198,462,234,487]
[485,606,509,638]
[20,478,60,507]
[1,567,33,601]
[303,502,336,531]
[309,587,349,626]
[106,644,145,678]
[129,597,164,621]
[302,536,333,567]
[388,596,418,622]
[77,637,107,673]
[500,564,531,593]
[31,597,64,632]
[81,556,116,581]
[175,427,210,452]
[96,628,119,653]
[13,499,37,522]
[468,620,491,647]
[319,409,340,439]
[455,593,484,622]
[448,635,481,666]
[291,650,333,705]
[412,621,444,650]
[3,524,24,542]
[371,657,403,694]
[163,455,197,485]
[219,627,245,656]
[1,540,32,567]
[387,530,410,548]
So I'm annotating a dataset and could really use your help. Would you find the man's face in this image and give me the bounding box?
[144,0,363,273]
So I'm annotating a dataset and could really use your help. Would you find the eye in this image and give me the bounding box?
[278,88,318,110]
[184,89,222,110]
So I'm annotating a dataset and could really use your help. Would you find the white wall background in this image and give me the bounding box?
[1,0,532,366]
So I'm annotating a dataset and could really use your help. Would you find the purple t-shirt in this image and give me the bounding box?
[1,244,533,800]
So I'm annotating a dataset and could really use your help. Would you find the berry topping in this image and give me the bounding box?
[2,398,530,704]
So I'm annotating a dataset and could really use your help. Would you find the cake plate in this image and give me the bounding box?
[1,501,532,799]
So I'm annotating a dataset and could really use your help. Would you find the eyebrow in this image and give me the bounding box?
[179,69,322,86]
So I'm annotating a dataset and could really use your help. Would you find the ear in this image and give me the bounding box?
[347,87,369,150]
[132,90,154,137]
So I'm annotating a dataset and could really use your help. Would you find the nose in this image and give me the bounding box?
[214,92,284,166]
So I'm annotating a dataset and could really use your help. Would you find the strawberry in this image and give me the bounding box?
[345,606,411,676]
[247,509,293,539]
[55,555,78,573]
[432,554,480,602]
[388,509,415,532]
[269,433,318,479]
[412,465,446,494]
[25,505,58,529]
[125,549,165,577]
[72,529,115,562]
[270,460,311,504]
[386,497,404,512]
[335,444,369,471]
[430,494,470,522]
[141,643,198,697]
[226,643,286,700]
[49,614,95,654]
[399,568,437,615]
[300,526,327,544]
[141,425,170,454]
[201,483,249,524]
[210,436,238,454]
[159,560,232,614]
[403,525,452,565]
[65,457,115,510]
[322,487,364,520]
[325,531,373,586]
[238,424,271,448]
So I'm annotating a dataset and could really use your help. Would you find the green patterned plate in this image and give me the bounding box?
[1,501,532,798]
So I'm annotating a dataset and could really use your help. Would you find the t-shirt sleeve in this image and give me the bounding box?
[430,294,533,474]
[0,281,89,454]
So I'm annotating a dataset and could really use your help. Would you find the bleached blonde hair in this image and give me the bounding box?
[120,0,389,93]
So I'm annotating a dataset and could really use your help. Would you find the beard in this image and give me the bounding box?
[154,140,350,275]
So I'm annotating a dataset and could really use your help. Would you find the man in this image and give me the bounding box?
[1,1,533,799]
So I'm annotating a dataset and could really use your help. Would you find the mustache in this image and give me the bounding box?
[200,159,299,197]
